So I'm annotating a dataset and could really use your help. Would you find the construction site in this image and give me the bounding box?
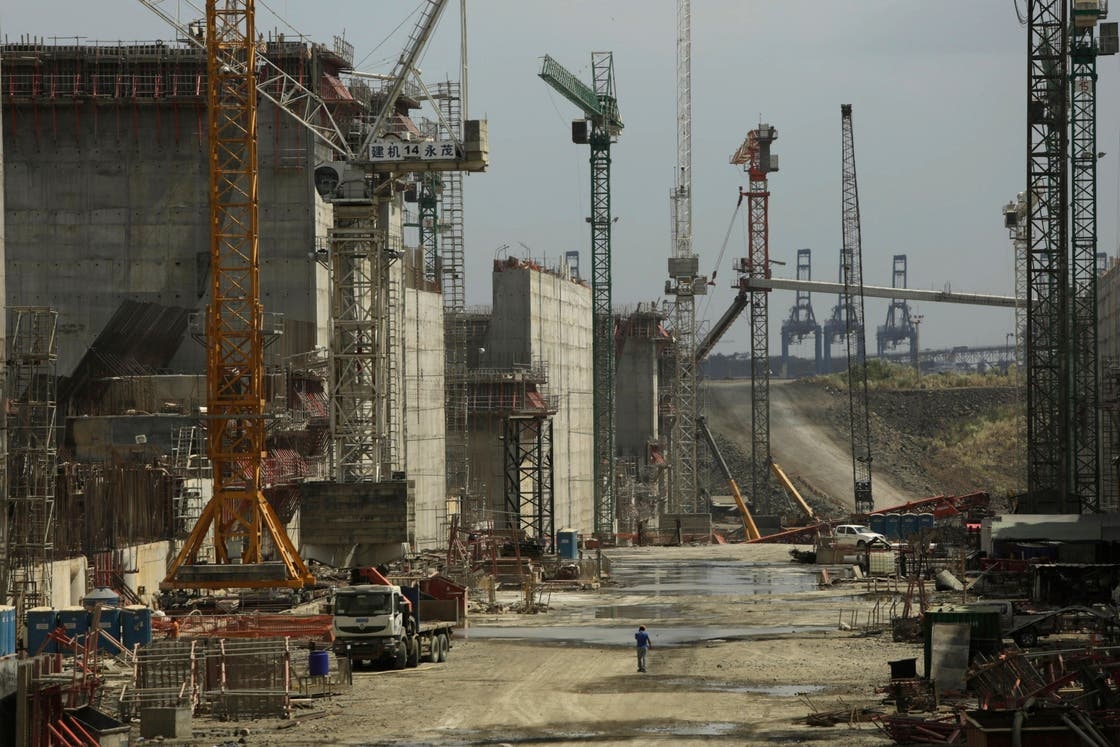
[4,1,1120,745]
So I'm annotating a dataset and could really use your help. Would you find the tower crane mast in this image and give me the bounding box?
[840,104,874,515]
[730,124,778,513]
[539,53,623,536]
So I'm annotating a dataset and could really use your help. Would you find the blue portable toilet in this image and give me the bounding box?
[868,514,887,537]
[918,513,935,534]
[884,513,902,540]
[26,607,58,655]
[92,607,122,654]
[120,605,153,649]
[900,513,920,539]
[58,606,91,648]
[0,605,15,656]
[556,529,580,560]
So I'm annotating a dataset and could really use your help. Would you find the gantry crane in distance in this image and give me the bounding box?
[163,0,312,589]
[696,416,760,540]
[780,249,822,375]
[876,255,917,361]
[730,124,778,515]
[840,104,874,516]
[539,52,623,537]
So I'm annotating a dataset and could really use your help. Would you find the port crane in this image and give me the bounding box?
[539,52,623,536]
[143,0,487,588]
[840,104,874,515]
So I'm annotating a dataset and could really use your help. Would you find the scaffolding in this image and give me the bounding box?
[3,307,59,617]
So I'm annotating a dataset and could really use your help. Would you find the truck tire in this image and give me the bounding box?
[392,643,408,670]
[1014,628,1038,648]
[406,636,420,668]
[435,633,448,663]
[424,636,440,663]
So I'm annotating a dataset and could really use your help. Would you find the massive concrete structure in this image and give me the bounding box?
[465,259,594,540]
[0,39,448,570]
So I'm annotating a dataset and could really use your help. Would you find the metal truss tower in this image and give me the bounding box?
[1025,0,1070,507]
[4,308,57,615]
[164,0,312,589]
[504,417,555,547]
[1069,4,1112,511]
[539,53,623,535]
[876,255,917,360]
[731,124,779,514]
[840,105,874,515]
[780,249,822,374]
[667,0,703,514]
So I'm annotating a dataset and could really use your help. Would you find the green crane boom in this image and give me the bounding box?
[539,52,622,537]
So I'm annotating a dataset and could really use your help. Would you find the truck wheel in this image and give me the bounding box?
[424,636,439,663]
[406,636,420,668]
[435,634,448,663]
[392,645,407,670]
[1014,629,1038,647]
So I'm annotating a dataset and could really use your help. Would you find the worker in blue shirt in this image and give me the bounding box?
[634,625,651,672]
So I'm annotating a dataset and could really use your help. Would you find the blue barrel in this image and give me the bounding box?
[26,607,58,654]
[93,607,122,654]
[883,513,902,540]
[308,649,330,676]
[556,528,579,560]
[120,606,153,649]
[918,513,935,534]
[0,605,15,656]
[868,514,887,537]
[900,513,920,539]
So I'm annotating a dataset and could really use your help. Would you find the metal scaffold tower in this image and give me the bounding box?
[840,104,874,515]
[163,0,312,589]
[667,0,704,514]
[780,249,822,375]
[539,52,624,536]
[1025,0,1070,508]
[876,255,917,361]
[731,124,779,514]
[1068,2,1113,511]
[4,308,58,614]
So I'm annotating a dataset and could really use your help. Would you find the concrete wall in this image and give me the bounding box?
[484,264,593,533]
[616,332,661,461]
[1099,260,1120,512]
[300,480,414,567]
[2,85,325,375]
[403,282,446,550]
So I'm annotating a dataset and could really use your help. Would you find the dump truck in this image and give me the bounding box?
[330,568,459,669]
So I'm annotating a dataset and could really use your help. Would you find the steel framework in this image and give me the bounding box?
[539,52,623,535]
[1025,0,1070,507]
[731,124,778,514]
[164,0,312,589]
[840,104,874,515]
[668,0,702,515]
[3,308,57,616]
[503,417,555,547]
[876,255,917,360]
[1069,10,1102,511]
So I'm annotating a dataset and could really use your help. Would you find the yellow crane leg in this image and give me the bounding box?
[728,479,761,541]
[770,461,816,521]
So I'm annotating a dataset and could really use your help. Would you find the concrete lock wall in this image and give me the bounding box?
[2,92,325,376]
[489,265,594,533]
[404,282,447,550]
[616,332,660,461]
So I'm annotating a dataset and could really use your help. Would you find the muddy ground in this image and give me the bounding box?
[196,544,929,747]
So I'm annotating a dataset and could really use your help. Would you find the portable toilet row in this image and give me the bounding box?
[0,605,15,656]
[868,512,936,540]
[24,604,153,655]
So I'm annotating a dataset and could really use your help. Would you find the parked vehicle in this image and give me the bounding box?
[831,524,889,549]
[330,567,458,669]
[966,600,1120,647]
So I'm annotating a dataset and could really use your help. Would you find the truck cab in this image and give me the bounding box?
[331,583,414,668]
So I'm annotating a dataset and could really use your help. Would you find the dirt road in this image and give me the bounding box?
[706,378,915,511]
[229,545,907,746]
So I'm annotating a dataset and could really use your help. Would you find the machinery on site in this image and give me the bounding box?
[330,567,458,669]
[839,104,874,516]
[696,416,760,540]
[538,52,623,535]
[730,123,779,514]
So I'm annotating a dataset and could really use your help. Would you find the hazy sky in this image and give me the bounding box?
[4,1,1118,356]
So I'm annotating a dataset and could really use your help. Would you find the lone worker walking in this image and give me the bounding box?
[635,625,651,672]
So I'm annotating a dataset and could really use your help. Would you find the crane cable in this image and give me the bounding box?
[700,196,745,321]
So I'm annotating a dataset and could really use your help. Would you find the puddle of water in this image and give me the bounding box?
[461,623,832,646]
[606,556,819,597]
[592,603,673,620]
[640,722,739,736]
[662,679,825,696]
